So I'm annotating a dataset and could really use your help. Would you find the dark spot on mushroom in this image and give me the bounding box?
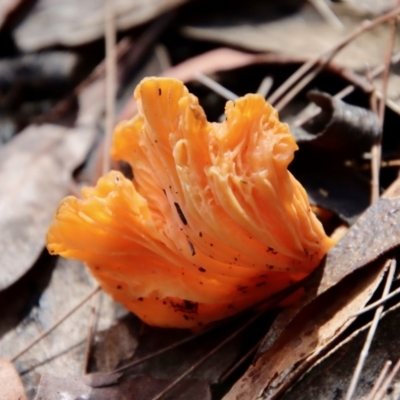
[267,247,278,255]
[170,300,199,314]
[188,240,195,256]
[183,315,189,320]
[255,282,266,287]
[199,281,203,285]
[162,189,166,196]
[199,232,203,237]
[210,243,213,247]
[227,304,234,309]
[117,285,122,289]
[199,267,206,272]
[174,202,187,225]
[138,297,143,301]
[158,88,162,96]
[163,301,167,305]
[237,286,248,292]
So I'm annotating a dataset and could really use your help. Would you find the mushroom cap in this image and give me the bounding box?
[47,77,334,328]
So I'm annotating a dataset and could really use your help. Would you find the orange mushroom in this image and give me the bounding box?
[46,77,334,329]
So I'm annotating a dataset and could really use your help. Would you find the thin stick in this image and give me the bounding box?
[82,290,100,374]
[219,338,263,383]
[371,18,397,203]
[257,76,274,98]
[372,357,400,400]
[344,259,396,400]
[10,285,101,362]
[149,313,262,400]
[293,50,400,128]
[308,0,344,30]
[366,360,392,400]
[267,5,400,109]
[350,285,400,317]
[195,73,239,101]
[103,0,117,175]
[112,319,227,374]
[293,84,355,127]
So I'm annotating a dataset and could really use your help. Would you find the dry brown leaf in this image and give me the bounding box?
[35,373,211,400]
[118,47,305,122]
[281,301,400,400]
[0,0,25,29]
[0,80,104,291]
[14,0,188,51]
[224,261,387,400]
[183,2,400,114]
[183,3,400,71]
[341,0,398,15]
[0,358,27,400]
[224,181,400,399]
[0,257,120,397]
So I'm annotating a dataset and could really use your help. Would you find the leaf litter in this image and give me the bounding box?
[2,1,400,399]
[0,79,103,291]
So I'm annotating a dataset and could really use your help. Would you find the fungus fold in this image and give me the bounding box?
[46,77,334,328]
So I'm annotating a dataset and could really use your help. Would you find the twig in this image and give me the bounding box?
[293,84,355,127]
[257,76,274,98]
[195,73,239,101]
[219,338,263,383]
[149,313,262,400]
[82,290,100,374]
[10,285,101,362]
[293,50,400,128]
[267,5,400,111]
[112,319,227,374]
[372,356,400,400]
[308,0,344,30]
[344,259,396,400]
[155,44,172,71]
[350,285,400,317]
[366,360,392,400]
[103,0,117,175]
[371,18,397,203]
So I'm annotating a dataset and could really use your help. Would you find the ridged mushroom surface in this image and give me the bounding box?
[47,77,334,328]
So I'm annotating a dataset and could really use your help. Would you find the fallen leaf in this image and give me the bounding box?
[224,260,387,400]
[90,315,140,372]
[224,179,400,399]
[183,2,400,71]
[0,0,25,29]
[34,373,120,400]
[0,358,27,400]
[81,371,123,388]
[14,0,188,51]
[0,257,120,397]
[183,2,400,115]
[0,79,104,291]
[118,375,212,400]
[35,373,211,400]
[341,0,398,15]
[293,91,381,159]
[293,164,370,225]
[280,300,400,400]
[117,47,299,122]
